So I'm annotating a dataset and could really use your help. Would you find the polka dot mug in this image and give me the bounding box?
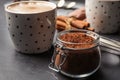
[5,1,56,54]
[85,0,120,34]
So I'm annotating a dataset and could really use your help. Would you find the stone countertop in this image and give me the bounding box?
[0,0,120,80]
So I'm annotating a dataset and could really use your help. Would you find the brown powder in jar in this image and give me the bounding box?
[55,31,100,75]
[59,32,95,49]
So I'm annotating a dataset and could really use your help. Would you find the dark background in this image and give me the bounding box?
[0,0,120,80]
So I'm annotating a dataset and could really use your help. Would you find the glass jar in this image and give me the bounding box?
[49,29,101,78]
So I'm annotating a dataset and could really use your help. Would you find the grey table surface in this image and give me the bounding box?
[0,0,120,80]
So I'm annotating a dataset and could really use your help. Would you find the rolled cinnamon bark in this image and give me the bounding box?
[68,7,86,20]
[56,20,68,31]
[56,25,65,31]
[57,16,68,22]
[71,20,89,29]
[56,20,67,27]
[87,27,95,31]
[56,15,93,31]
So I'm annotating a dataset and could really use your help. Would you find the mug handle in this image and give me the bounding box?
[48,43,67,72]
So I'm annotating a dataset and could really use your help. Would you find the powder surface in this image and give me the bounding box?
[59,32,95,48]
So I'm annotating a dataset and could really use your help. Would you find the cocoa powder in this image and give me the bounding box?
[59,32,95,49]
[55,31,100,76]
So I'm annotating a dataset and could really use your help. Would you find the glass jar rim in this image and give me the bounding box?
[56,29,100,49]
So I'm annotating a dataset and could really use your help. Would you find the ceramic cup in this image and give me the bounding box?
[85,0,120,34]
[5,1,56,54]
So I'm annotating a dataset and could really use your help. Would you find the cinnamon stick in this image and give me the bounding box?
[57,16,68,22]
[71,20,89,29]
[87,27,95,31]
